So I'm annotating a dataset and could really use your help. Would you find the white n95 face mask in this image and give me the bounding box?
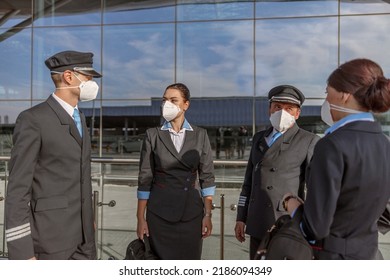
[73,73,99,102]
[321,100,364,126]
[321,100,334,126]
[56,73,99,102]
[77,80,99,102]
[162,100,181,122]
[269,109,296,132]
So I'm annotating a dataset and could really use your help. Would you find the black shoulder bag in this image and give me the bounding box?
[255,206,314,260]
[124,235,159,260]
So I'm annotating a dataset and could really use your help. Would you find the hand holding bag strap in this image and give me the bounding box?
[143,234,159,260]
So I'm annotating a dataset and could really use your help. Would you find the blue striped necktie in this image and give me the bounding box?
[269,131,282,146]
[73,108,83,137]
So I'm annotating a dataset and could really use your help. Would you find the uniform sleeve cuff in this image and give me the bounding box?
[137,191,150,200]
[201,186,216,197]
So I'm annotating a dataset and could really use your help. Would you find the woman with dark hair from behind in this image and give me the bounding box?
[284,58,390,259]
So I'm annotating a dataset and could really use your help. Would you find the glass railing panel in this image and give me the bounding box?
[0,158,8,257]
[1,157,388,260]
[93,159,249,260]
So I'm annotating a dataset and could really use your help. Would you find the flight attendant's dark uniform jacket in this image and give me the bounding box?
[5,95,95,259]
[302,121,390,259]
[236,124,320,239]
[138,124,215,223]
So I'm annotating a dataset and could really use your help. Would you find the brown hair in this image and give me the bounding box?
[165,83,190,102]
[50,73,62,86]
[327,58,390,113]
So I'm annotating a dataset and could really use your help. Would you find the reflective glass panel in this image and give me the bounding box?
[33,0,101,26]
[0,1,32,28]
[340,15,390,73]
[0,28,31,100]
[103,0,174,24]
[177,21,254,98]
[256,0,337,18]
[341,1,390,15]
[202,186,248,259]
[0,101,31,156]
[93,166,137,259]
[32,26,101,100]
[177,0,253,21]
[0,101,30,127]
[339,14,390,135]
[255,17,338,106]
[103,24,174,99]
[87,100,161,157]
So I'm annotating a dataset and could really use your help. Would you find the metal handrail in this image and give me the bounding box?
[90,156,247,166]
[212,194,225,260]
[1,156,248,166]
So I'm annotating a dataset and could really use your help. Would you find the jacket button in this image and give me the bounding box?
[184,187,188,191]
[266,186,273,190]
[270,167,277,172]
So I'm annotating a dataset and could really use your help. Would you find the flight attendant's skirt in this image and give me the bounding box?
[146,210,203,260]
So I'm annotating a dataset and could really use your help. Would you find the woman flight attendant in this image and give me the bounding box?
[284,58,390,259]
[136,83,216,259]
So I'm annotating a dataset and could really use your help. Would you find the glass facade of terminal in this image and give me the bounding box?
[0,0,390,158]
[1,0,390,259]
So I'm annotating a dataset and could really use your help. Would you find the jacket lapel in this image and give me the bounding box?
[263,123,300,153]
[260,125,299,162]
[279,123,299,151]
[80,110,88,143]
[158,129,180,156]
[157,128,193,169]
[258,127,272,155]
[80,110,90,159]
[46,95,82,146]
[179,129,196,156]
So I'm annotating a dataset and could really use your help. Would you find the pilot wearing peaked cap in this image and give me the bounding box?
[268,85,305,107]
[45,50,102,77]
[235,84,320,259]
[5,50,100,260]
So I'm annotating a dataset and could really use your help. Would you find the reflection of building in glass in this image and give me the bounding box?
[81,97,326,154]
[82,96,323,132]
